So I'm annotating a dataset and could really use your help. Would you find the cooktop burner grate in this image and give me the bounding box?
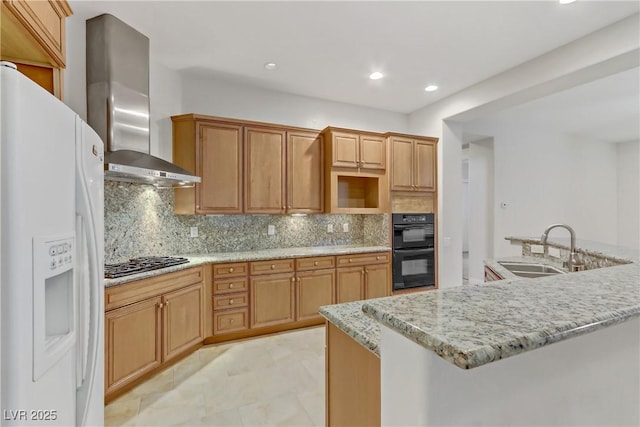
[105,256,190,278]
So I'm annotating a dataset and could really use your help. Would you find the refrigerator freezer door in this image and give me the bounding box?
[75,119,105,427]
[1,63,77,426]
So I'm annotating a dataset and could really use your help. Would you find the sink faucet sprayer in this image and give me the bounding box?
[541,224,585,272]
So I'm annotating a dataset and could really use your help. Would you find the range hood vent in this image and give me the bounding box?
[86,14,200,187]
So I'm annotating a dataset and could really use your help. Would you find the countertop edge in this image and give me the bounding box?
[104,245,391,288]
[362,300,640,369]
[319,306,381,357]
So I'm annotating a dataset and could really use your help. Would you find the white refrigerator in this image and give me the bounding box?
[0,62,104,426]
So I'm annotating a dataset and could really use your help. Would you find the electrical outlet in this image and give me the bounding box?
[531,244,544,254]
[327,224,334,233]
[548,246,561,258]
[342,223,349,233]
[190,227,198,238]
[268,224,275,236]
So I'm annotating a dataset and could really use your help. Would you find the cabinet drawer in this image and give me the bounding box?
[336,252,390,267]
[212,262,249,279]
[213,308,249,334]
[213,277,248,295]
[105,267,203,311]
[213,292,249,310]
[296,256,336,271]
[250,258,295,275]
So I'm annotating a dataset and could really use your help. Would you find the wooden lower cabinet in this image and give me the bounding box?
[364,263,390,299]
[336,266,365,303]
[326,322,380,426]
[296,269,335,321]
[250,272,295,328]
[104,267,205,400]
[336,254,391,303]
[163,283,205,361]
[105,297,162,396]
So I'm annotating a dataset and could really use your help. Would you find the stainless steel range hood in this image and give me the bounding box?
[86,14,200,187]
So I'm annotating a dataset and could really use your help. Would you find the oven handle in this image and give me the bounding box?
[393,247,435,255]
[393,224,432,229]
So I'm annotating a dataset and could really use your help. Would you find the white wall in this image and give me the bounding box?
[617,140,640,249]
[408,15,638,288]
[463,120,618,263]
[181,74,409,133]
[467,138,494,283]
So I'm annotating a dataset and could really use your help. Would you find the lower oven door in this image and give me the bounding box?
[392,247,435,291]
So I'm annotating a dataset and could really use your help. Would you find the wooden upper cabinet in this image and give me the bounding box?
[1,0,73,98]
[287,131,324,213]
[199,123,243,213]
[244,127,287,213]
[325,128,386,171]
[360,135,386,170]
[389,134,438,193]
[414,139,436,192]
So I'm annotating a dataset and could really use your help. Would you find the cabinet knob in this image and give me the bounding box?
[291,276,295,283]
[165,300,170,306]
[229,267,234,273]
[361,269,365,276]
[314,261,319,266]
[271,264,275,269]
[297,277,301,283]
[282,206,286,209]
[349,258,353,263]
[229,318,235,324]
[229,299,234,305]
[157,302,164,309]
[376,256,381,260]
[288,206,291,209]
[229,283,234,289]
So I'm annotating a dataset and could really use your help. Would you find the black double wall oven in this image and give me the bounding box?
[392,213,436,291]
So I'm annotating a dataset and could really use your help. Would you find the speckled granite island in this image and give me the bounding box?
[322,238,640,426]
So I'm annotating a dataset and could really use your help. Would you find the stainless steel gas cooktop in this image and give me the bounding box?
[104,256,189,278]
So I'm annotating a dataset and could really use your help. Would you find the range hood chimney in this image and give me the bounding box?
[86,14,200,187]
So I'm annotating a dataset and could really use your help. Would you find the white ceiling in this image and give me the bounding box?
[69,1,639,114]
[469,67,640,143]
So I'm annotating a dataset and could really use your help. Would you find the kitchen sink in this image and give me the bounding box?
[497,261,566,278]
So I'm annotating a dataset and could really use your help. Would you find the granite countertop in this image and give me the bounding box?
[104,245,391,288]
[319,301,382,356]
[322,239,639,370]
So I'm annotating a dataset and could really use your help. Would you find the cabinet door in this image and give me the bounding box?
[365,263,390,299]
[296,269,335,321]
[390,136,415,191]
[244,127,286,213]
[250,273,295,328]
[414,139,436,192]
[163,283,204,362]
[336,266,365,303]
[198,123,243,213]
[287,131,324,213]
[331,132,359,168]
[105,297,162,395]
[359,135,386,170]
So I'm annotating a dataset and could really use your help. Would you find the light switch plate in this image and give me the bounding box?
[327,224,334,233]
[190,227,198,238]
[268,225,275,236]
[343,223,349,233]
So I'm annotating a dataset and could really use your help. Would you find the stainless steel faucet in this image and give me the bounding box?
[541,224,584,272]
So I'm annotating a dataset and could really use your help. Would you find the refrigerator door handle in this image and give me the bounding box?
[75,123,104,426]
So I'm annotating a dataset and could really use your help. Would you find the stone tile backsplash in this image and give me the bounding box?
[105,182,389,263]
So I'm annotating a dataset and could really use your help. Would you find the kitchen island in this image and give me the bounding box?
[321,238,640,426]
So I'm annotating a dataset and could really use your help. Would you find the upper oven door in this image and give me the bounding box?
[393,224,434,249]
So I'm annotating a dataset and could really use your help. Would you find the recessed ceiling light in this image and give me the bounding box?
[424,85,438,92]
[558,0,576,4]
[264,62,277,70]
[369,71,384,80]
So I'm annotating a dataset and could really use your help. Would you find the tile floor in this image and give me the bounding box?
[105,326,325,427]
